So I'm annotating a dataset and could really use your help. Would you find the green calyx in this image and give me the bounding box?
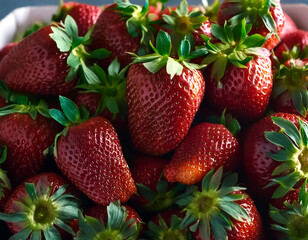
[176,167,250,240]
[265,116,308,199]
[270,179,308,240]
[50,15,111,84]
[207,109,241,136]
[162,0,207,47]
[0,146,11,200]
[203,0,220,22]
[77,58,128,120]
[131,30,207,79]
[0,81,51,120]
[75,201,140,240]
[0,176,80,240]
[144,215,192,240]
[272,59,308,117]
[200,18,268,86]
[224,0,278,37]
[115,0,156,47]
[52,0,74,23]
[14,21,47,42]
[136,178,186,212]
[49,96,89,157]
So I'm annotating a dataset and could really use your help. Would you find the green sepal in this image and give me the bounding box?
[0,145,12,200]
[203,0,220,22]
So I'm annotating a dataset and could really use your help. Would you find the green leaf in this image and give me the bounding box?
[166,58,183,79]
[30,230,42,240]
[210,215,228,240]
[211,24,228,43]
[43,226,61,240]
[64,15,78,40]
[90,48,111,59]
[81,63,101,85]
[25,183,37,200]
[107,202,124,229]
[299,178,308,204]
[54,218,75,235]
[10,226,32,240]
[126,18,139,38]
[0,145,7,164]
[198,218,211,238]
[243,34,265,48]
[49,109,70,127]
[211,56,228,84]
[202,169,214,192]
[106,97,119,114]
[0,212,26,222]
[219,200,250,222]
[156,31,171,56]
[209,167,223,191]
[267,149,294,162]
[59,96,80,123]
[108,58,121,77]
[271,117,302,148]
[261,12,277,35]
[265,131,298,153]
[50,26,72,52]
[143,57,167,74]
[178,39,191,60]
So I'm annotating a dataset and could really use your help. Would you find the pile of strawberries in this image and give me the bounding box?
[0,0,308,239]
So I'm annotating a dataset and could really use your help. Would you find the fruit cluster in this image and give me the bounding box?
[0,0,307,239]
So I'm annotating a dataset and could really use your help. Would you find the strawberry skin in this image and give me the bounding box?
[90,3,140,68]
[164,122,240,185]
[243,113,304,199]
[205,56,273,121]
[127,63,205,156]
[280,11,297,39]
[0,26,75,95]
[64,3,102,36]
[0,42,17,63]
[55,116,136,205]
[0,113,59,186]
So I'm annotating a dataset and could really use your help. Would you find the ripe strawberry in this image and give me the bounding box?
[75,59,128,135]
[243,113,308,200]
[280,11,297,39]
[202,19,272,121]
[177,168,264,239]
[217,0,285,50]
[0,42,17,63]
[76,202,141,239]
[164,111,241,185]
[269,180,308,240]
[0,172,81,239]
[50,96,136,205]
[127,31,205,155]
[271,58,308,119]
[0,146,11,212]
[86,203,142,226]
[90,1,156,68]
[0,83,60,185]
[161,0,211,48]
[52,1,102,36]
[274,30,308,63]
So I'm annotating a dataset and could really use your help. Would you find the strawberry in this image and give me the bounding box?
[217,0,285,50]
[243,113,308,200]
[202,19,273,121]
[0,42,17,63]
[75,59,128,135]
[280,11,297,39]
[274,30,308,63]
[164,111,241,185]
[52,1,102,36]
[161,0,211,48]
[90,1,156,68]
[271,58,308,119]
[176,168,264,239]
[50,96,136,205]
[85,203,142,227]
[0,146,11,212]
[127,30,206,155]
[76,201,141,240]
[269,180,308,240]
[0,172,81,239]
[0,82,60,185]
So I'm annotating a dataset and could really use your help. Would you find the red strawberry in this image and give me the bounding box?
[274,30,308,63]
[51,96,136,205]
[177,168,265,240]
[217,0,285,50]
[76,202,141,239]
[0,172,81,239]
[0,96,6,108]
[86,204,142,226]
[53,2,102,36]
[127,31,205,156]
[0,25,75,95]
[272,58,308,119]
[0,84,60,185]
[202,19,272,121]
[243,113,308,200]
[90,2,155,68]
[280,11,297,39]
[0,42,17,63]
[269,181,308,240]
[164,113,241,185]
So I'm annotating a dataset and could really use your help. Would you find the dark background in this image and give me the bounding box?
[0,0,306,20]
